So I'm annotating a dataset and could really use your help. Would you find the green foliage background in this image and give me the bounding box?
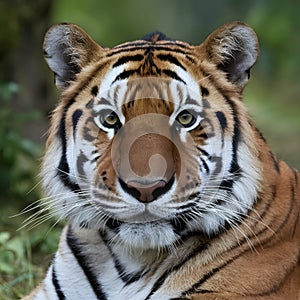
[0,0,299,299]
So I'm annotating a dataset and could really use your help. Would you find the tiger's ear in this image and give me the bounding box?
[43,23,103,89]
[198,22,259,89]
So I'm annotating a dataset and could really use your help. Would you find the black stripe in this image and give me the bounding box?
[251,185,276,232]
[176,240,243,297]
[157,54,186,70]
[158,41,190,49]
[112,69,136,83]
[86,98,95,109]
[163,69,186,84]
[111,41,189,51]
[57,99,82,193]
[197,147,212,160]
[215,111,227,131]
[222,95,241,176]
[200,157,209,173]
[182,259,233,297]
[269,151,280,173]
[184,96,201,107]
[175,201,198,212]
[256,183,295,245]
[191,289,214,294]
[108,45,190,57]
[255,126,267,143]
[100,233,149,286]
[196,133,209,139]
[66,227,107,300]
[98,97,112,106]
[200,86,210,97]
[144,243,207,300]
[91,85,99,96]
[72,109,83,134]
[152,46,191,55]
[171,210,207,235]
[112,54,144,68]
[219,179,234,190]
[112,41,149,50]
[52,265,66,300]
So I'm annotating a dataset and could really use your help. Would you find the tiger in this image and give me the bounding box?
[22,21,300,300]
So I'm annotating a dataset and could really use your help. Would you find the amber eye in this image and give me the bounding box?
[176,110,196,127]
[100,110,121,129]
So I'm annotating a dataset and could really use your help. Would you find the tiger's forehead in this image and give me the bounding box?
[95,67,202,116]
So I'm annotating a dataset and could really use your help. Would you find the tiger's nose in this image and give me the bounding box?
[126,180,166,203]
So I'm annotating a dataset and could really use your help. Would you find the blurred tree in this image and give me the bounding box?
[247,0,300,79]
[0,0,55,143]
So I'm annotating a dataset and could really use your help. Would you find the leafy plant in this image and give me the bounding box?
[0,82,41,209]
[0,82,61,299]
[0,227,61,300]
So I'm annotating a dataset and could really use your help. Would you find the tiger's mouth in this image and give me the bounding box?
[104,206,188,235]
[90,177,202,248]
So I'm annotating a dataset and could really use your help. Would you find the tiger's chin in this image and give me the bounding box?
[109,221,180,250]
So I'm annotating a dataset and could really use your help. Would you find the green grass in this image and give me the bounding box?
[0,214,62,300]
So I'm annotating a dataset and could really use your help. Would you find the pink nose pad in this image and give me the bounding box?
[126,180,166,203]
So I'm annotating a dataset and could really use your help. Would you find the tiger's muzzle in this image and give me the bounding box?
[111,113,180,203]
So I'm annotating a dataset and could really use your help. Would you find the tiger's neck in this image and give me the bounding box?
[57,156,300,299]
[251,133,300,247]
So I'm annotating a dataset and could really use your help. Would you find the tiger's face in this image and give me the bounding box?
[42,22,261,249]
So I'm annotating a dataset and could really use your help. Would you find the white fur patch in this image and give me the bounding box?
[118,222,179,249]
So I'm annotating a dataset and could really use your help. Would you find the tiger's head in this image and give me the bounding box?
[42,22,261,249]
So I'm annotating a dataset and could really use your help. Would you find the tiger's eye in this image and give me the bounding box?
[176,110,196,127]
[100,111,120,128]
[104,113,118,126]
